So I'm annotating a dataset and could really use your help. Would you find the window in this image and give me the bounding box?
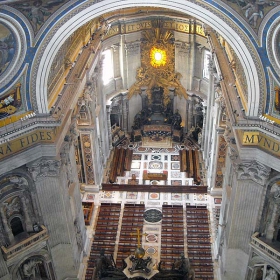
[203,50,211,79]
[102,49,113,85]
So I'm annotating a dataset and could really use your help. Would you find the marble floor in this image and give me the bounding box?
[80,146,221,280]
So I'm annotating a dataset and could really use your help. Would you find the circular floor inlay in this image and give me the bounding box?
[144,209,162,223]
[146,234,158,242]
[146,247,157,255]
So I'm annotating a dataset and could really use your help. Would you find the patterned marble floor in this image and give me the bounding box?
[81,148,221,280]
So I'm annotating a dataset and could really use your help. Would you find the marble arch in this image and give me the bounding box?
[33,0,262,116]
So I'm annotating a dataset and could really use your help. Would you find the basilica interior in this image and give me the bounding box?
[0,1,280,280]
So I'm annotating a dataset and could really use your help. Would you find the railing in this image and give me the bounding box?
[251,232,280,262]
[1,225,49,260]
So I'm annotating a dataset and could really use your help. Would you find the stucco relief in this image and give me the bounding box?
[28,159,61,181]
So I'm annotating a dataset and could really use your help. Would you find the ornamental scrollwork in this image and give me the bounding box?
[237,161,270,185]
[28,159,61,181]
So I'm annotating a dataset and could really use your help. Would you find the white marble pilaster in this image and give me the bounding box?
[221,161,271,280]
[27,158,78,279]
[106,105,113,150]
[122,93,128,133]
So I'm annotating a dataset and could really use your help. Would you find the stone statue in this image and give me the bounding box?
[271,183,280,199]
[22,259,42,280]
[171,110,182,130]
[94,249,126,280]
[265,268,278,280]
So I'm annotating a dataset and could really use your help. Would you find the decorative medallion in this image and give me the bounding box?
[148,193,160,200]
[151,154,161,161]
[146,234,158,243]
[144,209,162,223]
[148,161,163,169]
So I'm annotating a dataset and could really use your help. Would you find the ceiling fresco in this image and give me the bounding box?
[0,0,279,119]
[225,0,277,30]
[0,23,15,76]
[3,0,279,34]
[9,0,67,33]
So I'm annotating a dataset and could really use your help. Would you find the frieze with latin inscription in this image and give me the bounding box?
[242,131,280,156]
[0,129,56,160]
[104,20,205,39]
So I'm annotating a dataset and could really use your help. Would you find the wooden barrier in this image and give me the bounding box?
[102,183,208,193]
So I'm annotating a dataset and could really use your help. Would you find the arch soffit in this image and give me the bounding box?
[33,0,262,116]
[0,13,27,91]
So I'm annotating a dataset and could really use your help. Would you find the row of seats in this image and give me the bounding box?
[186,205,214,280]
[85,203,214,280]
[85,203,121,280]
[116,204,145,267]
[161,205,185,268]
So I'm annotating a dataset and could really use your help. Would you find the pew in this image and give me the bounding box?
[186,205,214,279]
[116,204,145,267]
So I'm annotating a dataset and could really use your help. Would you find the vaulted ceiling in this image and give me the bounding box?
[1,0,280,121]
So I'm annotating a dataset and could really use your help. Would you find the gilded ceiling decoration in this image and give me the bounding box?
[0,83,21,119]
[128,20,188,107]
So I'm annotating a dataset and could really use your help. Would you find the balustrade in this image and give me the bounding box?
[251,232,280,262]
[1,225,48,260]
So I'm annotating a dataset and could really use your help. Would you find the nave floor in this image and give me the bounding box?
[80,145,221,280]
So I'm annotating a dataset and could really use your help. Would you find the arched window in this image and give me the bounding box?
[102,49,113,85]
[203,49,211,79]
[10,217,24,236]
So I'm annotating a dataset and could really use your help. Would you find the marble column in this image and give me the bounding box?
[106,105,113,150]
[187,99,194,132]
[122,93,128,133]
[203,55,215,166]
[200,105,207,152]
[27,158,78,280]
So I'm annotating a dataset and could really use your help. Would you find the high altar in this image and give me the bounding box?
[131,87,183,146]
